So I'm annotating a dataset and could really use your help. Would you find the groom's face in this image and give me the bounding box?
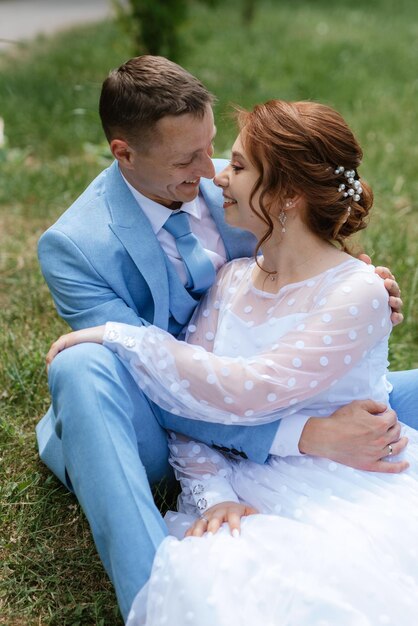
[115,105,216,208]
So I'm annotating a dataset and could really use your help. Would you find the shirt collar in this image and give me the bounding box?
[121,171,202,235]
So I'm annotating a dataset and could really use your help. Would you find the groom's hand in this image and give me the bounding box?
[299,399,409,473]
[185,501,258,538]
[358,254,403,326]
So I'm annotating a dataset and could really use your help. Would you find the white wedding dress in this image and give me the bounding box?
[102,257,418,625]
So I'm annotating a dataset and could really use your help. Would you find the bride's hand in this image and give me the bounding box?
[185,501,258,538]
[46,325,106,365]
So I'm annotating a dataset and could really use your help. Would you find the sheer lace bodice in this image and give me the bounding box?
[103,257,391,426]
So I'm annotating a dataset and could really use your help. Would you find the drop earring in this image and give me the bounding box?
[278,210,287,233]
[279,200,293,233]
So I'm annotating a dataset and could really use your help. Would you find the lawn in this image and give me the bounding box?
[0,0,417,623]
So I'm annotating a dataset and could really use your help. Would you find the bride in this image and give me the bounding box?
[47,100,418,624]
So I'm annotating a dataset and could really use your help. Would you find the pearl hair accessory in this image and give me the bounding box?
[335,165,363,202]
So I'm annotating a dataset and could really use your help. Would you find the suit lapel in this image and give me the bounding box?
[103,160,256,330]
[105,162,170,329]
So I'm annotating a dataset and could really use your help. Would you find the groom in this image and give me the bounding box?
[37,55,417,621]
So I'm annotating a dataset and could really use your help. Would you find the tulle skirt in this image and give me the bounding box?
[127,424,418,625]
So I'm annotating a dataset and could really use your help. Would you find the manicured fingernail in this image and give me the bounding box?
[232,528,240,538]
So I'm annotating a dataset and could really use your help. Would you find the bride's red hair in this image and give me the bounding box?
[236,100,373,254]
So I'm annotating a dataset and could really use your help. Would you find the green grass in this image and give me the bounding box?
[1,0,417,622]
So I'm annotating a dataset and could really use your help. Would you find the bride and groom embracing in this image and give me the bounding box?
[38,55,418,624]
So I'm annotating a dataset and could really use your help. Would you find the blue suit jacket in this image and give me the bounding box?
[37,160,279,483]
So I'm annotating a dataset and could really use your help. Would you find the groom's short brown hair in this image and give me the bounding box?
[99,55,214,150]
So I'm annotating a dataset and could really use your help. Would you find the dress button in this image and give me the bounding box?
[123,336,136,348]
[196,497,207,511]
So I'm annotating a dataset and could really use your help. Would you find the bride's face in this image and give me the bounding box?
[214,133,265,236]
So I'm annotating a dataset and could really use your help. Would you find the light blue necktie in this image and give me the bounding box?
[163,211,216,296]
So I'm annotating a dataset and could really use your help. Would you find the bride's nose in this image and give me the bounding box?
[214,166,229,188]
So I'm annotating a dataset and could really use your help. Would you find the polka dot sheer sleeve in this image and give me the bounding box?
[167,433,239,516]
[103,260,391,425]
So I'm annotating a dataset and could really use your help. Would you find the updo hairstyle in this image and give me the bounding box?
[237,100,373,254]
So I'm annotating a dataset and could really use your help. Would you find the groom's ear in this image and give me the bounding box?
[110,139,135,168]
